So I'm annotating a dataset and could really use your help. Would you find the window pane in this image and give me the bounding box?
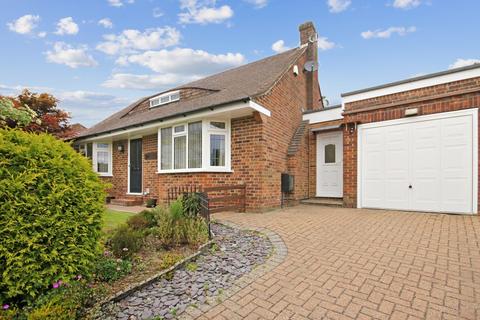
[174,125,185,133]
[170,92,180,101]
[325,144,336,164]
[161,127,172,170]
[210,134,225,166]
[188,121,202,168]
[174,136,187,169]
[86,143,93,159]
[97,143,109,149]
[210,121,226,130]
[97,151,109,173]
[160,95,170,104]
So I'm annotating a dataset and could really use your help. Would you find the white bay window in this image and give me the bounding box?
[158,119,231,173]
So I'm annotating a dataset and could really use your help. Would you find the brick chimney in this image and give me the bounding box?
[299,21,321,110]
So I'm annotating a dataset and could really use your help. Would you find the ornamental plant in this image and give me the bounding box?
[0,129,106,306]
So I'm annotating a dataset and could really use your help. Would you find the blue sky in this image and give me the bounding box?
[1,0,479,126]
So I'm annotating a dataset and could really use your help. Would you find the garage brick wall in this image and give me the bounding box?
[342,76,480,210]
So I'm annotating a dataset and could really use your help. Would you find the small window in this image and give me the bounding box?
[325,144,336,164]
[149,90,180,108]
[174,125,185,134]
[210,121,226,130]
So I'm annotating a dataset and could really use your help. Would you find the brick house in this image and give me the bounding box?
[75,22,323,211]
[75,21,480,214]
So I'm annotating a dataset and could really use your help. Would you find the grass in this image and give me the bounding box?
[103,209,135,233]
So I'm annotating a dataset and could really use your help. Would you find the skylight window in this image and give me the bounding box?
[150,90,180,108]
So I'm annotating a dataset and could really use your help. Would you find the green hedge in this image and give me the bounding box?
[0,129,106,305]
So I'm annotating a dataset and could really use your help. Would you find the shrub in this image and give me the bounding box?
[94,255,132,283]
[27,280,98,320]
[159,253,183,270]
[126,214,150,231]
[139,209,157,227]
[0,129,105,305]
[109,225,142,259]
[182,193,201,217]
[152,201,209,248]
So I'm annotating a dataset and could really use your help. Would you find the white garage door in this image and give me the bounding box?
[358,109,478,214]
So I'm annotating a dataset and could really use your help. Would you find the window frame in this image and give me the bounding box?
[149,90,180,108]
[157,118,231,174]
[92,142,113,176]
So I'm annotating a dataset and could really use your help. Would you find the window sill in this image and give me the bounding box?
[98,174,113,177]
[157,168,233,174]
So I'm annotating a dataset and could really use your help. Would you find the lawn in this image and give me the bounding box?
[103,209,136,233]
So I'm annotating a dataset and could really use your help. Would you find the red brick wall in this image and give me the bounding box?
[254,48,322,207]
[343,77,480,209]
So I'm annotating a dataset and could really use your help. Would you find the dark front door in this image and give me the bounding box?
[129,138,142,194]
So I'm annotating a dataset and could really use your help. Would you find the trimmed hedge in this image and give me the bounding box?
[0,129,106,305]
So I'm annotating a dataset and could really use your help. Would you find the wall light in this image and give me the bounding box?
[117,144,124,153]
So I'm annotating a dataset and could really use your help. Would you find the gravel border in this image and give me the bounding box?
[179,220,288,319]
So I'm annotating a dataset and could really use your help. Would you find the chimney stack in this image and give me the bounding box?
[299,21,321,110]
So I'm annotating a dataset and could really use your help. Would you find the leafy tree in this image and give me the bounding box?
[0,97,38,128]
[17,89,71,137]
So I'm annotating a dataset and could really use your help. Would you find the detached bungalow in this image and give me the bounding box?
[75,21,480,215]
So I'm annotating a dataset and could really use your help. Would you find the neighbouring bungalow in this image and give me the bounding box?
[75,21,480,215]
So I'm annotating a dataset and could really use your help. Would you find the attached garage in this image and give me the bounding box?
[357,109,478,214]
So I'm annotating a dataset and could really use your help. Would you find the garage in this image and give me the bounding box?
[357,108,478,214]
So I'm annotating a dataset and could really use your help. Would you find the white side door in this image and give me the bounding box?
[316,131,343,198]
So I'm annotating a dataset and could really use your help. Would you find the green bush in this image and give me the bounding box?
[152,200,209,248]
[182,193,201,217]
[0,129,105,305]
[126,213,150,231]
[27,280,98,320]
[94,254,132,283]
[109,225,142,259]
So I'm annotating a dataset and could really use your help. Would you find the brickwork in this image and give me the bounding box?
[205,206,480,319]
[343,77,480,209]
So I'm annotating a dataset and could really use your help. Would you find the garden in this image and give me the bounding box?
[0,96,273,320]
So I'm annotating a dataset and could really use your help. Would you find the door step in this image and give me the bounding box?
[301,198,344,207]
[110,198,144,207]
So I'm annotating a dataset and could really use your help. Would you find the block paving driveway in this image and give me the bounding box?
[199,205,480,319]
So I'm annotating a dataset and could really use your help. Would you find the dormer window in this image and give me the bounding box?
[150,90,180,108]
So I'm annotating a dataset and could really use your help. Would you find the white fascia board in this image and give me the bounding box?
[342,67,480,105]
[303,107,343,124]
[249,100,271,117]
[78,100,267,143]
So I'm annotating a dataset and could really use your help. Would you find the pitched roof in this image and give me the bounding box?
[78,47,306,139]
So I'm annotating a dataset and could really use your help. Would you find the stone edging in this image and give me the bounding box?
[180,220,288,319]
[86,233,216,318]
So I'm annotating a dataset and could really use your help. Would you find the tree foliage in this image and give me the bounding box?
[0,89,71,138]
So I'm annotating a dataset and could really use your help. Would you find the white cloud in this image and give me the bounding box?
[38,31,47,38]
[393,0,421,9]
[102,73,202,90]
[96,27,181,55]
[45,42,98,68]
[317,36,336,51]
[7,14,40,35]
[327,0,351,13]
[98,18,113,29]
[271,40,290,53]
[361,26,416,39]
[449,58,480,70]
[107,0,134,7]
[153,7,164,18]
[117,48,245,74]
[244,0,268,9]
[179,0,234,24]
[54,17,79,35]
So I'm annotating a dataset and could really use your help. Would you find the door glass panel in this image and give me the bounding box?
[325,144,336,164]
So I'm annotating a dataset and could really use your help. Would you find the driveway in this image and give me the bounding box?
[200,205,480,319]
